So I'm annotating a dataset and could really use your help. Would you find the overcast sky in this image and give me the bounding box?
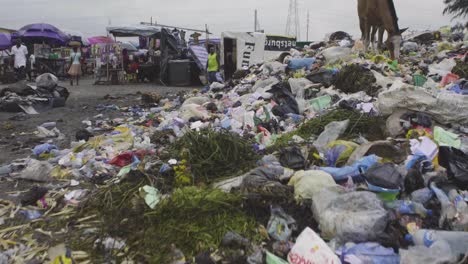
[0,0,461,40]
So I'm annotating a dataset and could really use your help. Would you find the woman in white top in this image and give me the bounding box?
[68,46,82,86]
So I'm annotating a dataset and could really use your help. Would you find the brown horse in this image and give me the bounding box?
[358,0,407,59]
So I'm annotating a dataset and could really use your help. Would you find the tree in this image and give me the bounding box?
[443,0,468,18]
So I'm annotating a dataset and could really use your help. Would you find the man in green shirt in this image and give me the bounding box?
[206,47,220,84]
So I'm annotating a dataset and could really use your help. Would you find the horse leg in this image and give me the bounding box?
[378,27,385,51]
[359,18,366,41]
[363,21,371,54]
[371,26,378,53]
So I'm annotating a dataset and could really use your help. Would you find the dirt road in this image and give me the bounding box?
[0,78,195,165]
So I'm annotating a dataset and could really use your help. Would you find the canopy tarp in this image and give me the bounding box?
[88,36,115,45]
[107,25,162,37]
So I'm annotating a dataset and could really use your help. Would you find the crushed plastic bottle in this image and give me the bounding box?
[406,229,468,256]
[385,200,433,218]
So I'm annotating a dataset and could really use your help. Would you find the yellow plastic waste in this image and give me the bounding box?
[51,166,73,179]
[51,255,74,264]
[326,140,359,167]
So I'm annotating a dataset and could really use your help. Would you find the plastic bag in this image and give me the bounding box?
[139,185,161,209]
[267,206,296,242]
[337,242,400,264]
[320,155,380,182]
[179,103,210,122]
[18,159,53,182]
[288,78,313,98]
[36,73,58,89]
[438,147,468,189]
[32,143,58,156]
[364,163,403,190]
[312,189,388,242]
[321,47,352,63]
[287,58,316,71]
[377,84,468,125]
[263,61,287,75]
[309,95,332,112]
[325,140,359,167]
[266,251,288,264]
[433,126,461,149]
[287,227,341,264]
[288,170,337,201]
[279,147,306,170]
[306,69,335,87]
[314,120,350,152]
[428,58,456,76]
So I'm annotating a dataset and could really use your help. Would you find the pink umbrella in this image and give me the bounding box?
[87,36,115,45]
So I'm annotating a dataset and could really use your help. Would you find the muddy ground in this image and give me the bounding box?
[0,78,195,201]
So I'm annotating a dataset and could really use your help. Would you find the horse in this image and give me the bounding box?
[358,0,408,60]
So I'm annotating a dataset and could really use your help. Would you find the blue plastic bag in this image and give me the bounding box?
[320,155,380,182]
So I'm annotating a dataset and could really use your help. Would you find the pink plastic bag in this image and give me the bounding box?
[441,73,459,86]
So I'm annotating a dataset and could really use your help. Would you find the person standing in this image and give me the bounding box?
[68,46,82,86]
[206,47,220,84]
[11,39,28,80]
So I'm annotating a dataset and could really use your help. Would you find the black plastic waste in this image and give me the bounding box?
[221,231,250,249]
[364,163,403,190]
[75,129,94,141]
[267,83,299,117]
[438,147,468,189]
[20,186,48,206]
[329,31,352,41]
[279,147,306,170]
[306,69,335,87]
[405,158,433,194]
[401,112,433,129]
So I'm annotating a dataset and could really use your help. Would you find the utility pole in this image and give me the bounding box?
[254,10,258,32]
[285,0,300,39]
[306,11,310,41]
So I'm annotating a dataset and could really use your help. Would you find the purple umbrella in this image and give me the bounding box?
[0,33,12,50]
[15,23,69,45]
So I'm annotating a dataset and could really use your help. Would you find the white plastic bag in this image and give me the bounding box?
[287,227,341,264]
[18,159,53,182]
[312,189,388,242]
[314,120,350,152]
[428,58,456,76]
[179,104,210,122]
[377,84,468,125]
[321,47,352,63]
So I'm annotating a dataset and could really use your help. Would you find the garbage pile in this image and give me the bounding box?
[0,73,69,114]
[1,27,468,264]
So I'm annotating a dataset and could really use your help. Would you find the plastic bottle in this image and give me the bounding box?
[430,182,457,228]
[385,200,433,218]
[448,189,468,214]
[40,122,56,128]
[448,189,468,230]
[406,229,468,256]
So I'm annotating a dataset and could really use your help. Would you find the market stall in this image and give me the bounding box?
[107,24,209,86]
[12,23,70,78]
[101,26,160,85]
